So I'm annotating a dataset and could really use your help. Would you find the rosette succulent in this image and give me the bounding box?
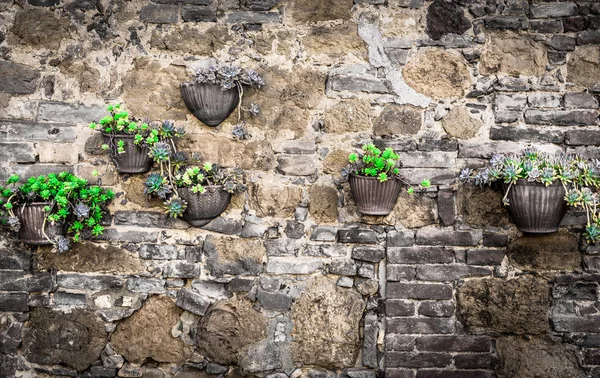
[459,148,600,242]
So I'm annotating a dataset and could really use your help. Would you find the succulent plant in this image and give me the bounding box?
[164,196,187,218]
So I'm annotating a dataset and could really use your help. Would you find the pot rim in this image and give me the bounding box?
[178,184,225,190]
[180,81,236,89]
[349,173,401,182]
[505,179,564,187]
[100,131,138,139]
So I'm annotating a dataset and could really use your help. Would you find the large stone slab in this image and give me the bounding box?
[457,276,550,334]
[203,235,265,277]
[196,297,268,364]
[22,308,106,371]
[111,296,192,363]
[291,275,365,369]
[0,61,39,94]
[11,8,71,49]
[507,231,581,271]
[480,31,547,77]
[568,45,600,89]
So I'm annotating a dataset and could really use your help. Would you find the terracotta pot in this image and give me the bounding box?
[13,203,65,245]
[101,133,152,173]
[178,186,232,227]
[503,180,567,233]
[180,82,240,127]
[349,174,403,216]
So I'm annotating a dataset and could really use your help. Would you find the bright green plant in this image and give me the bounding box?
[459,148,600,243]
[343,143,431,191]
[0,172,114,252]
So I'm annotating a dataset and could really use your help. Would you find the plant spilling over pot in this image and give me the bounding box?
[89,103,185,173]
[143,142,245,225]
[181,63,265,130]
[460,148,600,240]
[341,143,430,216]
[0,172,114,252]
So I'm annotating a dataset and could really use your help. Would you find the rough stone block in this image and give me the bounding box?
[387,265,416,281]
[564,16,588,32]
[114,211,188,229]
[0,120,77,142]
[53,291,86,306]
[181,5,217,22]
[352,246,385,262]
[566,130,600,146]
[553,316,600,332]
[203,236,265,277]
[202,217,243,235]
[277,154,317,176]
[164,262,200,278]
[225,11,280,23]
[385,368,416,378]
[0,292,29,312]
[0,142,36,163]
[489,126,565,144]
[387,282,453,300]
[530,19,564,33]
[416,265,492,281]
[96,229,157,243]
[530,2,578,18]
[457,276,549,334]
[140,3,179,23]
[415,228,482,246]
[0,61,40,94]
[387,229,415,247]
[565,92,599,108]
[387,247,454,264]
[386,352,452,368]
[484,16,528,30]
[467,249,506,265]
[310,226,338,242]
[37,102,106,124]
[415,371,493,378]
[126,278,166,294]
[398,152,456,168]
[139,244,180,260]
[0,271,53,292]
[266,257,322,274]
[553,282,598,300]
[437,190,456,226]
[483,233,508,247]
[176,288,210,316]
[0,250,31,270]
[338,229,379,244]
[328,74,390,94]
[328,258,357,276]
[578,31,600,45]
[416,336,490,352]
[387,318,455,335]
[507,231,580,271]
[547,35,576,51]
[264,239,301,256]
[527,93,561,108]
[524,110,597,126]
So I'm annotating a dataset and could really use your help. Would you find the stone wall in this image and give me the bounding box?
[1,0,600,377]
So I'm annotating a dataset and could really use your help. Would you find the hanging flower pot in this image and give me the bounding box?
[177,186,232,227]
[503,180,567,233]
[101,132,152,174]
[349,174,403,216]
[180,82,240,127]
[13,203,65,245]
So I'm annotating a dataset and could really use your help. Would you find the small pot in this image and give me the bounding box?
[178,186,232,227]
[101,132,152,174]
[13,203,65,245]
[349,174,403,216]
[180,82,240,127]
[503,180,567,233]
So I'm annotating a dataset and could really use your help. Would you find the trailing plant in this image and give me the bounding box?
[193,63,265,135]
[89,103,184,155]
[0,172,114,252]
[459,148,600,242]
[342,143,431,191]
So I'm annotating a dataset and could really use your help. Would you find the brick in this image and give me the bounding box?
[482,233,508,247]
[385,335,415,352]
[266,257,322,274]
[387,229,415,247]
[416,265,492,281]
[0,292,28,312]
[418,301,455,317]
[329,258,357,275]
[484,16,528,30]
[530,19,563,33]
[398,152,457,168]
[417,138,457,152]
[0,60,40,94]
[37,142,79,164]
[114,211,188,229]
[58,274,121,292]
[565,93,599,108]
[352,246,385,262]
[578,31,600,45]
[524,110,597,126]
[495,93,527,111]
[164,261,200,278]
[553,283,598,300]
[467,249,506,265]
[140,3,179,23]
[416,336,490,352]
[225,11,280,23]
[530,2,578,18]
[53,291,86,306]
[0,250,31,270]
[489,126,564,144]
[585,349,600,365]
[566,130,600,146]
[181,5,217,21]
[494,110,520,123]
[37,101,106,124]
[415,371,493,378]
[387,282,453,300]
[388,265,416,281]
[527,93,561,108]
[454,354,493,369]
[0,120,77,142]
[139,244,180,260]
[437,190,456,226]
[386,352,452,368]
[363,312,378,368]
[0,142,36,163]
[415,228,482,246]
[388,247,453,264]
[553,316,600,332]
[564,16,588,32]
[386,300,415,316]
[338,229,379,244]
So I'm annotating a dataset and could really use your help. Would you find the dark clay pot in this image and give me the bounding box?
[101,133,152,174]
[180,82,240,127]
[349,174,403,216]
[178,186,232,227]
[13,203,65,245]
[504,180,567,233]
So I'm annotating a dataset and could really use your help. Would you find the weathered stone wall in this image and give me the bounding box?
[1,0,600,377]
